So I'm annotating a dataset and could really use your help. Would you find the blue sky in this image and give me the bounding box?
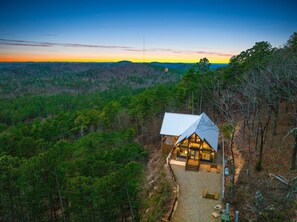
[0,0,296,63]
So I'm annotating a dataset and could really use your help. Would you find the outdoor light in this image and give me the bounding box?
[224,167,230,176]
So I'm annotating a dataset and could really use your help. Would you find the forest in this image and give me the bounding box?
[0,33,296,221]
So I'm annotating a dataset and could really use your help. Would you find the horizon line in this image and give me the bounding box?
[0,60,229,64]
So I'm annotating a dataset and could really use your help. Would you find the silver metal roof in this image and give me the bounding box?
[160,112,219,151]
[160,112,200,136]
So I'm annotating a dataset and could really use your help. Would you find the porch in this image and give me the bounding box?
[170,146,220,172]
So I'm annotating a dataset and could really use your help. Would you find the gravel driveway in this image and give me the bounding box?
[172,164,222,222]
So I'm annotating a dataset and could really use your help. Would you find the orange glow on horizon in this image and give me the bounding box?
[0,44,232,64]
[0,55,230,64]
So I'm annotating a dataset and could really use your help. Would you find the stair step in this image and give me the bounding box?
[185,164,199,171]
[186,165,199,168]
[185,168,199,171]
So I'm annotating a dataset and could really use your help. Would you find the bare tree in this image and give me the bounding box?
[240,46,297,170]
[241,70,273,171]
[214,88,242,197]
[270,49,297,170]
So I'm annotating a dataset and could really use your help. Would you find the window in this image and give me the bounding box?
[177,147,188,158]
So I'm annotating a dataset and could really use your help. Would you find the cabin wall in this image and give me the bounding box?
[176,134,215,163]
[161,135,177,156]
[162,144,173,155]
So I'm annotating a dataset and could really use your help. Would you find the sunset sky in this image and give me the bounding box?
[0,0,296,63]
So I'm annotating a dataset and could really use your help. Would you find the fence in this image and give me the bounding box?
[162,149,179,221]
[222,137,225,200]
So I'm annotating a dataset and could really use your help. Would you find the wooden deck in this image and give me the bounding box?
[170,146,222,172]
[171,164,222,222]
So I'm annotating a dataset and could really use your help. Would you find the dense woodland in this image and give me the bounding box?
[0,62,181,98]
[0,33,296,221]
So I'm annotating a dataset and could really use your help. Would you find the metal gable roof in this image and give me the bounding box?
[160,112,219,152]
[160,112,200,136]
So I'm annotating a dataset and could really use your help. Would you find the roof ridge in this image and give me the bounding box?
[195,112,205,129]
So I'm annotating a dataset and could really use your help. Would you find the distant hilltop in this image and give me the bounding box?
[0,61,227,72]
[115,60,133,65]
[113,61,227,71]
[150,62,227,71]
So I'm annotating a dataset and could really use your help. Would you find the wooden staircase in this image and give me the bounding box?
[185,157,200,171]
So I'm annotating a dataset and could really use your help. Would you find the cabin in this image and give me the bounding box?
[160,112,219,170]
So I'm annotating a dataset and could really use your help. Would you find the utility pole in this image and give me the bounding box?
[143,36,145,63]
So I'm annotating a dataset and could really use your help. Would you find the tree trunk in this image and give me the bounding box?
[256,111,271,171]
[80,125,84,137]
[49,193,54,222]
[55,168,66,222]
[255,123,259,151]
[120,205,126,222]
[230,128,236,198]
[291,132,297,170]
[192,92,194,114]
[18,192,25,221]
[264,115,270,143]
[243,107,250,141]
[242,116,246,141]
[9,177,14,221]
[251,109,256,136]
[125,184,135,222]
[257,128,264,171]
[272,105,279,135]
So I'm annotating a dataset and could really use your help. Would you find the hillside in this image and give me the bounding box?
[0,62,182,221]
[0,33,296,222]
[0,62,180,98]
[151,62,227,73]
[226,102,297,221]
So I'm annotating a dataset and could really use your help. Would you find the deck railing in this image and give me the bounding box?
[222,137,225,200]
[162,148,179,221]
[166,147,173,166]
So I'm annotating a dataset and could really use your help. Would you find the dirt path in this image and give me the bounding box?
[172,164,222,222]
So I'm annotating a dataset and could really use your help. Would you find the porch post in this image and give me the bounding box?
[161,135,164,155]
[187,138,190,158]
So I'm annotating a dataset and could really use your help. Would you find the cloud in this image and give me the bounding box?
[0,39,52,47]
[0,38,234,57]
[149,48,234,57]
[195,51,234,57]
[0,39,133,50]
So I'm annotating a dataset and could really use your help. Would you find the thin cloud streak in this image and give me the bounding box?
[0,39,133,49]
[150,48,234,57]
[0,42,52,47]
[0,39,234,57]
